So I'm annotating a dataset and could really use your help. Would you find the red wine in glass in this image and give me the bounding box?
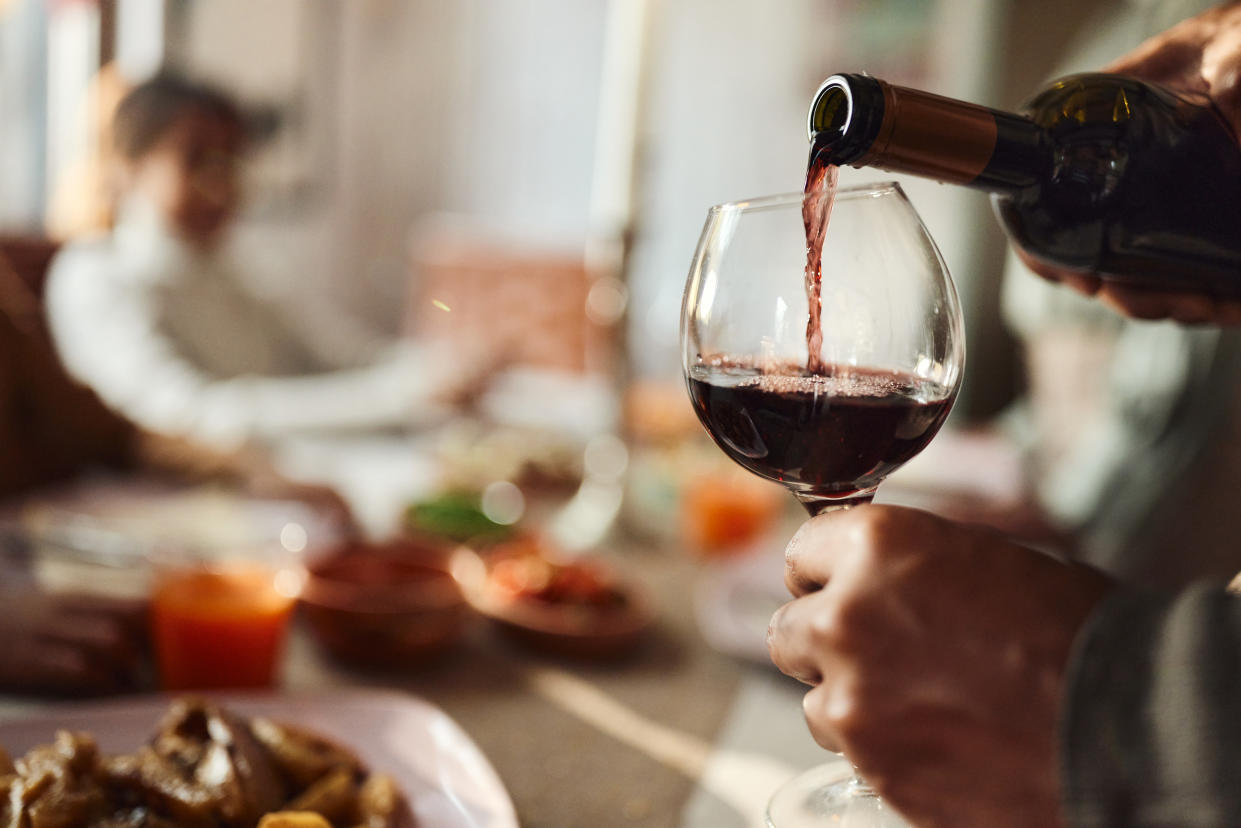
[684,135,955,514]
[687,358,955,513]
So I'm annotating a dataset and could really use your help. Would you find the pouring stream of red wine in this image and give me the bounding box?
[803,133,839,376]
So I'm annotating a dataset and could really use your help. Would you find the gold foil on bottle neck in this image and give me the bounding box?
[860,80,998,185]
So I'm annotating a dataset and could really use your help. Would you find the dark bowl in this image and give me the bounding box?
[451,540,653,659]
[300,538,471,669]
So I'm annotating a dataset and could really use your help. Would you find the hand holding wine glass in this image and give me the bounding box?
[768,505,1113,828]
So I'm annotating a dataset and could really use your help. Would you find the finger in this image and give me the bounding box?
[53,591,145,616]
[767,592,835,686]
[1096,284,1194,320]
[1164,292,1220,325]
[1056,272,1103,298]
[1078,281,1241,326]
[1011,247,1106,297]
[1106,37,1208,87]
[55,592,148,626]
[783,507,870,597]
[1213,300,1241,327]
[35,615,141,675]
[783,514,831,596]
[1013,247,1066,285]
[801,683,845,754]
[0,639,123,695]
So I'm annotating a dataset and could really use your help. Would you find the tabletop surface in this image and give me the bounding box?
[0,533,831,828]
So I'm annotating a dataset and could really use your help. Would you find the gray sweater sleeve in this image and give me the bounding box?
[1061,583,1241,827]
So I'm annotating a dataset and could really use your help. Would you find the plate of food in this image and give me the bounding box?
[0,691,517,827]
[452,535,653,658]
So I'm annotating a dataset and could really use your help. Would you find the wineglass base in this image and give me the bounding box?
[766,761,910,828]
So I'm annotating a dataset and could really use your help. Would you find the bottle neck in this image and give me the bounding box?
[809,74,1045,193]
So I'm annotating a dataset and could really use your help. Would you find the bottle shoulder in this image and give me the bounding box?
[1022,72,1218,133]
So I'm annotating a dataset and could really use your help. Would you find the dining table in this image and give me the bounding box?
[0,538,830,828]
[0,423,1028,827]
[0,428,843,828]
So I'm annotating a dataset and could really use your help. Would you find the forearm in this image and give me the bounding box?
[126,429,264,487]
[127,428,353,529]
[1062,583,1241,826]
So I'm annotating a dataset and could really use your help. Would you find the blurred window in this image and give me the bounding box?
[0,0,52,230]
[0,0,120,235]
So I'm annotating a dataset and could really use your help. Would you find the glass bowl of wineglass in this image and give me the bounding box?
[680,182,964,826]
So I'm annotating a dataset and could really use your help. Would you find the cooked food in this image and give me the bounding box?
[258,814,332,828]
[404,491,512,544]
[0,698,413,828]
[435,424,584,497]
[486,538,626,609]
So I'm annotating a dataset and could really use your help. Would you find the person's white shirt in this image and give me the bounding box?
[47,197,447,449]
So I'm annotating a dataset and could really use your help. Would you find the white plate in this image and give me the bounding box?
[693,545,790,664]
[0,690,518,828]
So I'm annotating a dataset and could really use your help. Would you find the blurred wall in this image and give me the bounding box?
[0,0,49,229]
[176,0,606,330]
[627,0,1018,419]
[169,0,1129,418]
[329,0,606,328]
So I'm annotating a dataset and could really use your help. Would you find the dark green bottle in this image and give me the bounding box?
[808,73,1241,297]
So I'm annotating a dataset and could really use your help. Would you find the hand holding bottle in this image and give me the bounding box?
[1020,3,1241,324]
[1106,2,1241,135]
[809,3,1241,322]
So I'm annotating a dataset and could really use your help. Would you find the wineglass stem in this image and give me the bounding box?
[788,489,893,823]
[796,490,876,517]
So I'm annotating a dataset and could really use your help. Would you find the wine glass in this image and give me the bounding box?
[680,183,964,826]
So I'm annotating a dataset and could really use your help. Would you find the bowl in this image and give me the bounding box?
[300,538,470,668]
[451,536,653,659]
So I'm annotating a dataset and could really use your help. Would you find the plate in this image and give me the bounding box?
[12,479,344,599]
[0,690,518,828]
[452,545,653,658]
[692,544,790,664]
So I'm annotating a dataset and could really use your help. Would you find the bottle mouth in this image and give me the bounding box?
[807,75,854,142]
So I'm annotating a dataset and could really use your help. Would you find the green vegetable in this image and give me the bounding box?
[404,491,514,543]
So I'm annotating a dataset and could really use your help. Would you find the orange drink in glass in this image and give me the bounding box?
[151,554,303,690]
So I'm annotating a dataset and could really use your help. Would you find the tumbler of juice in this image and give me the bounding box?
[680,469,784,558]
[151,555,303,690]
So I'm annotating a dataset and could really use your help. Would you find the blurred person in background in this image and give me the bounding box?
[0,250,349,697]
[768,4,1241,826]
[46,72,483,452]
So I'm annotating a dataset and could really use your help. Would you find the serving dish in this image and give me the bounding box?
[0,690,518,828]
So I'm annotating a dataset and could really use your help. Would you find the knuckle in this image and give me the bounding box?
[856,505,897,540]
[797,589,875,657]
[832,595,871,650]
[814,674,867,743]
[783,519,819,570]
[802,688,843,752]
[830,685,880,749]
[766,604,788,652]
[806,599,847,647]
[851,510,898,564]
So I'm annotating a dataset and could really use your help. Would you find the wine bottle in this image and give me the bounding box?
[807,73,1241,297]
